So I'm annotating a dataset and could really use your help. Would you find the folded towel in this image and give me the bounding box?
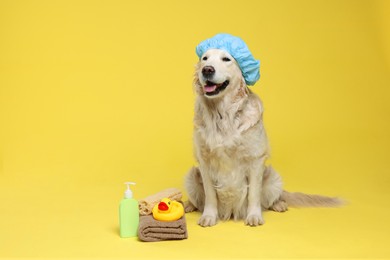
[138,188,182,215]
[138,215,188,242]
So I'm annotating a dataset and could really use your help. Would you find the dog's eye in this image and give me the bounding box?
[222,57,231,62]
[202,56,208,61]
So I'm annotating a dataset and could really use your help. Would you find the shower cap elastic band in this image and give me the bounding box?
[195,33,260,86]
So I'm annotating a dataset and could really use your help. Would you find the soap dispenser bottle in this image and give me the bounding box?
[119,182,139,238]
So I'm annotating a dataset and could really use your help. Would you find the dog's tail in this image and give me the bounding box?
[281,191,344,208]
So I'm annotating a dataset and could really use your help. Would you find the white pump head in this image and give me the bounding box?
[124,182,136,199]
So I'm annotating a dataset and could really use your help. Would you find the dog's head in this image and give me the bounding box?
[194,49,246,99]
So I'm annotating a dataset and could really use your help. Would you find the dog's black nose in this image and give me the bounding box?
[202,66,215,77]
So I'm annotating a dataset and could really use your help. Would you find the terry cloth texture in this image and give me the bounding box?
[138,188,182,216]
[138,215,188,242]
[195,33,260,86]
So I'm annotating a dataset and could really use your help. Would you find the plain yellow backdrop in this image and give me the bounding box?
[1,0,390,259]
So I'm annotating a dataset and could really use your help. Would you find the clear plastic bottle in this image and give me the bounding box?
[119,182,139,238]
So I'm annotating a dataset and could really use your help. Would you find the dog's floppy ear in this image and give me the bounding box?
[237,76,249,99]
[193,62,203,95]
[232,76,249,101]
[241,76,247,90]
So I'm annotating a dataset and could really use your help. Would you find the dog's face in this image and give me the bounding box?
[195,49,244,99]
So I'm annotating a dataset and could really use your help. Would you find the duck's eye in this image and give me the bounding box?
[222,57,231,62]
[202,56,208,61]
[168,201,171,205]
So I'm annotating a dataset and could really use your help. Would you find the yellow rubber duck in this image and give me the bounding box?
[152,198,184,221]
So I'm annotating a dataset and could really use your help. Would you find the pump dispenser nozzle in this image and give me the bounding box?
[124,182,136,199]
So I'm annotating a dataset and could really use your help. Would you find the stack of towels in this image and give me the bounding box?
[137,188,188,242]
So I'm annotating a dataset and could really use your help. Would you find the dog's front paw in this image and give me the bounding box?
[245,214,265,226]
[198,214,218,227]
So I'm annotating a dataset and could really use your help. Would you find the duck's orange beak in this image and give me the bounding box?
[158,201,169,211]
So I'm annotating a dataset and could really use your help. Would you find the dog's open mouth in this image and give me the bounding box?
[203,80,230,96]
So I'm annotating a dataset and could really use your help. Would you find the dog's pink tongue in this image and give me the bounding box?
[204,85,217,93]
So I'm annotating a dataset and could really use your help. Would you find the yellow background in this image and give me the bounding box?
[1,0,390,259]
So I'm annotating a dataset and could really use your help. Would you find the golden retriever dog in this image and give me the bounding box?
[185,48,341,227]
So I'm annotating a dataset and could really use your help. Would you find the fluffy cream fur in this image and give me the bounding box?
[185,49,341,227]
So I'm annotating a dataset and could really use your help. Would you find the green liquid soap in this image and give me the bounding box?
[119,182,139,238]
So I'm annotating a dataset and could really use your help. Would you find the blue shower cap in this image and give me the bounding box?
[196,33,260,86]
